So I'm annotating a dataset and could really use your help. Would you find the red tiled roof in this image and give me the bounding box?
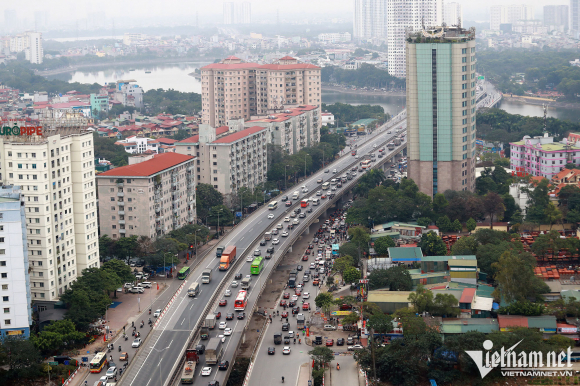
[212,126,266,144]
[224,55,241,60]
[259,63,319,70]
[97,153,194,177]
[279,56,296,60]
[497,315,528,329]
[459,288,476,304]
[178,135,199,143]
[156,137,177,144]
[202,63,258,70]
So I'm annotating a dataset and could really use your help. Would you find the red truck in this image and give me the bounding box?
[180,349,200,384]
[219,246,237,271]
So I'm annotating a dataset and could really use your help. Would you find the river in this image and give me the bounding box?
[48,63,580,123]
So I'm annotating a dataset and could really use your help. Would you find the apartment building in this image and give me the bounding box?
[200,56,321,127]
[9,31,43,64]
[387,0,443,78]
[318,32,352,44]
[510,134,580,180]
[490,4,534,30]
[175,125,267,202]
[544,5,568,30]
[246,105,321,155]
[353,0,388,39]
[407,26,477,197]
[96,153,196,240]
[115,136,159,154]
[0,185,32,338]
[113,81,144,109]
[0,123,99,301]
[443,2,463,27]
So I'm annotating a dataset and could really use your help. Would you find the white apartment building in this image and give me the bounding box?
[387,0,443,78]
[115,136,159,154]
[0,185,32,338]
[443,2,463,27]
[113,81,144,109]
[490,4,534,30]
[246,105,321,155]
[354,0,388,39]
[571,0,580,38]
[175,125,267,202]
[318,32,352,44]
[26,32,43,65]
[0,124,99,301]
[223,2,251,24]
[96,153,196,240]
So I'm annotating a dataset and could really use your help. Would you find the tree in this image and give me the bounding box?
[466,218,477,233]
[196,183,224,220]
[343,267,361,284]
[114,235,139,260]
[482,192,505,229]
[32,320,84,354]
[451,219,462,233]
[102,259,134,284]
[544,202,563,230]
[386,266,413,291]
[367,313,393,333]
[309,346,335,366]
[332,255,354,276]
[432,294,459,317]
[492,250,550,302]
[99,235,115,258]
[525,178,551,224]
[450,236,478,255]
[408,284,434,314]
[1,336,41,376]
[373,236,395,255]
[338,243,360,266]
[436,215,452,232]
[207,204,234,227]
[136,235,156,257]
[432,193,449,216]
[417,217,431,227]
[368,268,390,290]
[315,292,334,312]
[172,129,190,140]
[342,312,361,325]
[418,231,447,256]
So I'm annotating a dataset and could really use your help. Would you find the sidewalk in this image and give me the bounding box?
[297,362,311,386]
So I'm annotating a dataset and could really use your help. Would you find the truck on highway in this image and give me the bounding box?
[292,191,300,200]
[297,314,305,329]
[187,282,200,297]
[201,268,212,284]
[393,138,401,146]
[205,337,223,365]
[219,246,237,271]
[288,276,296,288]
[387,142,395,150]
[204,314,216,330]
[180,349,200,384]
[264,232,272,241]
[274,332,282,345]
[216,245,226,258]
[241,277,251,290]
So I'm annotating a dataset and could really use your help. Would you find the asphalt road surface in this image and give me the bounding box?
[119,111,408,386]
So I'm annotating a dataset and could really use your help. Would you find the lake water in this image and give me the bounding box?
[50,62,580,122]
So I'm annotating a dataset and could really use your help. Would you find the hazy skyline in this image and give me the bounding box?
[0,0,566,31]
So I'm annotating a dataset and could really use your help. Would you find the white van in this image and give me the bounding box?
[292,191,300,200]
[312,198,320,206]
[330,178,338,185]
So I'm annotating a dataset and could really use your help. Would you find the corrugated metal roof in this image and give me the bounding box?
[368,290,414,304]
[498,315,528,328]
[459,288,476,304]
[388,247,423,261]
[472,296,493,311]
[448,260,478,267]
[441,319,499,334]
[527,316,557,329]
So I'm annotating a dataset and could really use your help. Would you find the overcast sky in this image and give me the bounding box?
[0,0,565,29]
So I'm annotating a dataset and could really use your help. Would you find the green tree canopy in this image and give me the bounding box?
[418,231,447,256]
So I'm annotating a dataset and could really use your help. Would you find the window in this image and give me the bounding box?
[3,308,9,313]
[4,319,10,325]
[1,285,7,290]
[2,296,8,301]
[0,250,4,255]
[0,261,5,266]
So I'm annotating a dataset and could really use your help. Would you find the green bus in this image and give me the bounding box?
[178,266,190,280]
[250,256,265,275]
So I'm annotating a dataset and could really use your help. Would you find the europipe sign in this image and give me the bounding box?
[0,124,43,136]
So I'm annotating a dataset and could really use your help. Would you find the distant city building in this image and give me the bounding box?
[544,5,568,30]
[96,153,197,240]
[321,112,335,126]
[407,26,477,197]
[353,0,388,40]
[115,136,160,154]
[489,4,534,31]
[223,2,235,24]
[90,93,109,117]
[318,32,352,44]
[9,31,43,64]
[0,185,32,338]
[123,33,147,46]
[113,81,144,109]
[443,2,463,27]
[175,125,267,203]
[572,0,580,38]
[223,2,251,24]
[200,56,321,127]
[387,0,443,78]
[510,134,580,180]
[512,20,547,34]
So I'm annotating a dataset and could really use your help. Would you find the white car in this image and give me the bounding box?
[132,338,142,348]
[272,238,280,245]
[153,309,162,317]
[302,188,309,193]
[254,249,261,256]
[326,191,332,196]
[231,281,239,287]
[289,331,295,338]
[355,155,360,159]
[219,321,227,330]
[292,295,298,301]
[348,345,364,351]
[332,169,337,173]
[284,217,290,222]
[303,292,310,299]
[283,346,291,355]
[106,366,117,379]
[310,263,316,269]
[224,327,233,336]
[281,231,289,237]
[292,219,299,225]
[201,367,212,376]
[316,190,322,196]
[225,289,232,297]
[246,255,254,262]
[219,334,226,343]
[141,282,152,288]
[276,223,283,229]
[331,186,337,191]
[267,213,275,219]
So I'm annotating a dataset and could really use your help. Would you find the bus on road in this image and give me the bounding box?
[300,199,309,208]
[178,266,191,280]
[90,352,108,373]
[268,201,278,210]
[361,160,372,169]
[251,256,265,275]
[321,182,330,190]
[234,290,248,311]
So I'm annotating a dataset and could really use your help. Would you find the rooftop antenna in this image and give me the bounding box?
[543,103,548,134]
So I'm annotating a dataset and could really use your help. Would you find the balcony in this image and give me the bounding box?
[117,182,124,188]
[119,220,125,225]
[156,223,162,231]
[118,210,125,215]
[119,229,126,234]
[173,208,179,214]
[118,201,125,206]
[117,192,124,197]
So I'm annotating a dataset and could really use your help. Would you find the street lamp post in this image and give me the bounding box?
[304,153,309,180]
[284,165,289,191]
[216,209,223,239]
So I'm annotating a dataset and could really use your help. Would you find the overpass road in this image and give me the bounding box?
[117,110,407,386]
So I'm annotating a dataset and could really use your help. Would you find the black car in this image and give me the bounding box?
[268,347,275,355]
[218,360,229,371]
[226,313,234,320]
[282,323,290,331]
[265,254,272,259]
[337,338,345,346]
[237,312,246,320]
[294,208,301,214]
[288,300,296,307]
[209,382,219,386]
[307,207,313,213]
[292,306,300,314]
[284,336,291,344]
[196,344,206,354]
[235,273,243,280]
[315,336,323,345]
[267,247,275,254]
[260,240,267,246]
[297,265,303,271]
